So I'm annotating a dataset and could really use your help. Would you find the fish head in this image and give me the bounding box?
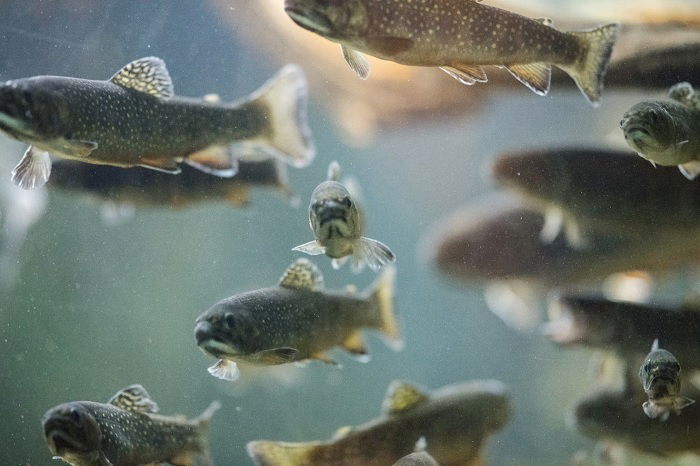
[620,101,682,165]
[572,391,635,441]
[491,150,570,206]
[195,298,261,359]
[0,77,70,143]
[309,181,361,243]
[42,402,102,460]
[284,0,368,41]
[639,351,681,397]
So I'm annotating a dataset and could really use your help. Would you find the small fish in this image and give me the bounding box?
[293,161,395,271]
[393,451,439,466]
[194,258,401,381]
[620,82,700,179]
[0,57,315,189]
[247,379,511,466]
[284,0,619,104]
[491,148,700,248]
[639,339,695,421]
[544,296,700,372]
[42,384,220,466]
[48,157,296,209]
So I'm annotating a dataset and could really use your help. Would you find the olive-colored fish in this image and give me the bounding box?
[639,339,695,421]
[544,296,700,373]
[574,386,700,457]
[284,0,619,104]
[293,161,395,272]
[393,451,439,466]
[48,157,295,209]
[247,379,511,466]
[194,258,401,382]
[0,57,315,189]
[620,82,700,179]
[491,148,700,248]
[42,384,220,466]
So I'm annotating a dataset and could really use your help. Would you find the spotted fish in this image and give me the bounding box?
[194,258,401,382]
[284,0,619,104]
[0,57,315,189]
[293,161,395,272]
[41,384,220,466]
[247,379,511,466]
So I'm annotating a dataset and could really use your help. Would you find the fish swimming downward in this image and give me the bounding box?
[639,339,695,421]
[621,82,700,179]
[247,379,511,466]
[194,258,401,382]
[0,57,315,189]
[41,384,220,466]
[294,161,395,271]
[284,0,619,104]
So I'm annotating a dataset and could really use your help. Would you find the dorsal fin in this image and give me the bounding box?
[110,57,174,99]
[327,161,341,181]
[382,381,428,415]
[651,338,659,351]
[279,258,324,291]
[108,385,159,413]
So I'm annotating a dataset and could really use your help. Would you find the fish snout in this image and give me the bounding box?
[318,205,348,225]
[284,3,334,35]
[194,320,214,345]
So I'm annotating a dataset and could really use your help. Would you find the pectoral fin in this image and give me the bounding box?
[440,64,488,86]
[506,63,551,96]
[292,240,326,256]
[678,161,700,180]
[341,45,370,79]
[674,396,695,412]
[642,400,667,420]
[138,157,182,174]
[252,348,299,365]
[55,139,98,158]
[366,37,414,56]
[11,146,52,189]
[352,237,396,272]
[208,359,240,381]
[186,144,238,177]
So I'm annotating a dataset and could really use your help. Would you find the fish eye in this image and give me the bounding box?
[643,363,651,372]
[224,313,236,329]
[69,407,81,424]
[673,362,681,371]
[341,196,352,208]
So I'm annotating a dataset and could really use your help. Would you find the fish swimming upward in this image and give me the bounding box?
[621,82,700,179]
[194,258,401,382]
[294,161,395,272]
[284,0,619,104]
[247,379,511,466]
[42,384,220,466]
[0,57,315,189]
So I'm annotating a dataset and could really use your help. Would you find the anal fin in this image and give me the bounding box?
[138,157,181,174]
[505,63,551,96]
[186,144,237,177]
[678,161,700,180]
[440,64,488,86]
[342,331,370,362]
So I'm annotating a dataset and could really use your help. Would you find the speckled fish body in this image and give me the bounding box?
[393,451,439,466]
[48,158,294,208]
[0,57,314,189]
[492,148,700,237]
[194,259,400,381]
[285,0,619,103]
[621,83,700,179]
[42,385,219,466]
[247,380,511,466]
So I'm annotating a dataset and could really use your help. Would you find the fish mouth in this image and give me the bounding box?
[45,429,86,455]
[284,4,334,35]
[195,321,240,359]
[0,112,34,140]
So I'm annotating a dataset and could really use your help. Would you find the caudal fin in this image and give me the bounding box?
[563,23,619,106]
[247,440,317,466]
[364,265,403,350]
[247,64,315,167]
[174,401,221,466]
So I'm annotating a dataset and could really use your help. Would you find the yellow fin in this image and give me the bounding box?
[278,258,324,291]
[342,331,369,361]
[186,145,237,177]
[247,441,316,466]
[332,425,353,440]
[138,157,181,174]
[505,63,551,96]
[440,64,487,85]
[110,57,174,98]
[310,351,339,366]
[365,266,402,350]
[382,380,428,414]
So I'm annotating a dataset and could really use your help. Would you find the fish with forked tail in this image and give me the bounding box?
[294,161,395,272]
[41,384,220,466]
[639,339,695,421]
[284,0,619,104]
[247,379,511,466]
[194,258,401,382]
[621,82,700,179]
[0,57,315,189]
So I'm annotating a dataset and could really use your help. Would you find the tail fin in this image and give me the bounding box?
[563,23,619,106]
[246,440,317,466]
[246,64,315,167]
[364,265,403,350]
[192,401,221,465]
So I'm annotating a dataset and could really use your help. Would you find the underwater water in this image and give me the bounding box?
[2,1,700,465]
